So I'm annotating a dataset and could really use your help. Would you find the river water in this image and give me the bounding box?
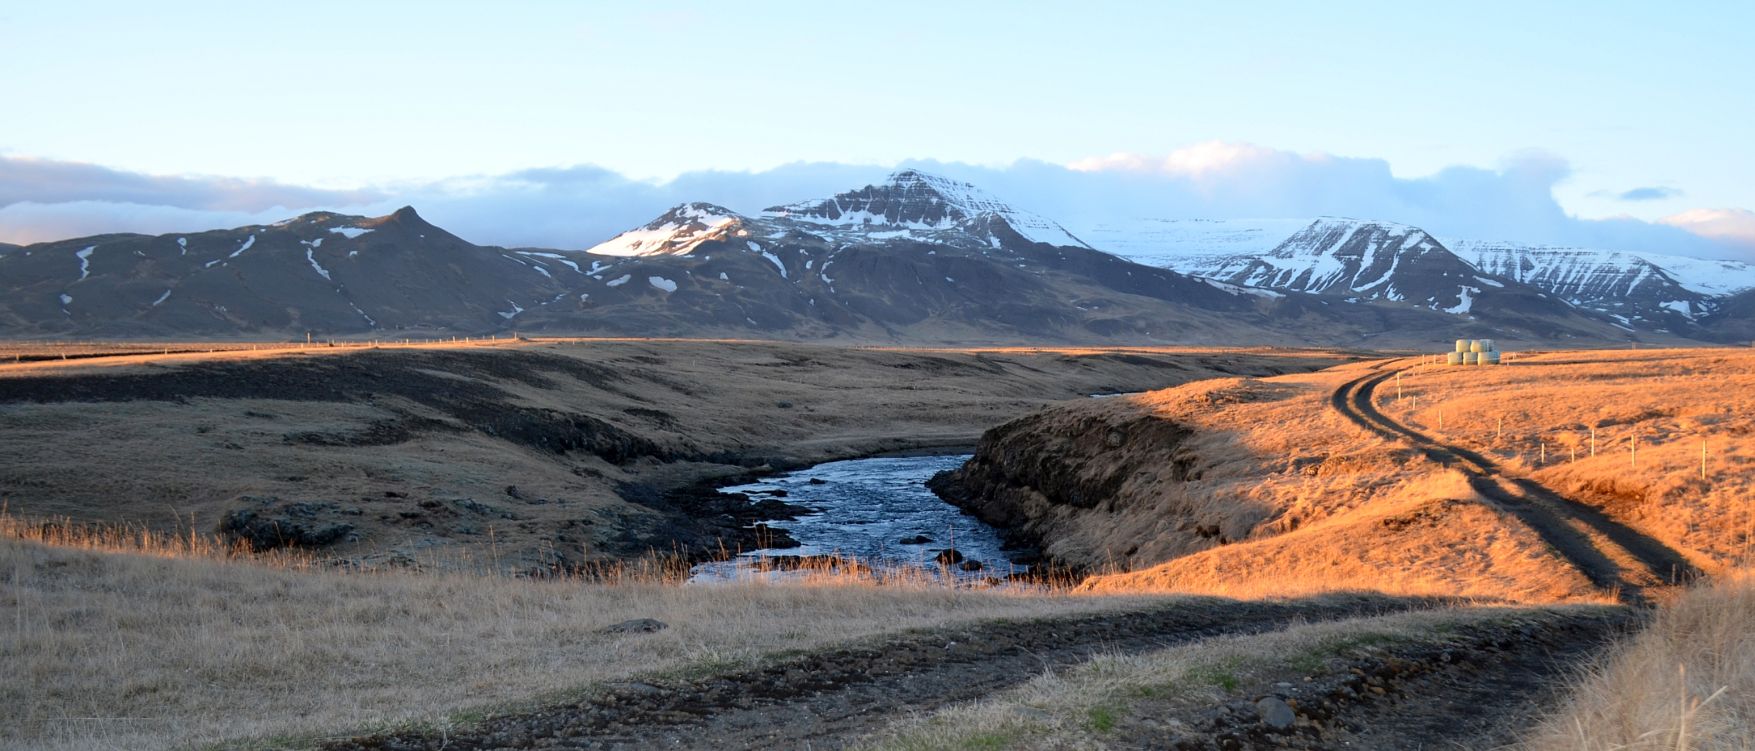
[688,453,1027,582]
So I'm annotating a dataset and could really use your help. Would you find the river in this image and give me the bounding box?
[688,453,1027,582]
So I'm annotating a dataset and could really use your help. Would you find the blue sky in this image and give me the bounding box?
[1,1,1751,254]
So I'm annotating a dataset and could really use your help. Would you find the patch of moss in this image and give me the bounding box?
[960,730,1021,750]
[1188,656,1245,691]
[1086,705,1119,733]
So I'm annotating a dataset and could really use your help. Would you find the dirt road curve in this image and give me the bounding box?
[1331,362,1701,605]
[324,596,1448,751]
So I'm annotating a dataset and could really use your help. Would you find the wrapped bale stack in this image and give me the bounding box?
[1448,338,1501,365]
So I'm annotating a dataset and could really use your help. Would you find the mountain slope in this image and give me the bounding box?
[1144,218,1631,339]
[763,169,1092,249]
[1699,288,1755,342]
[0,174,1664,345]
[532,171,1279,341]
[1076,218,1311,267]
[1445,239,1747,331]
[0,207,573,336]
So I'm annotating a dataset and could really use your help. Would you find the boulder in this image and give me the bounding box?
[1255,696,1296,731]
[217,496,354,550]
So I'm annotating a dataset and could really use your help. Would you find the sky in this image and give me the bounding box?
[1,1,1752,257]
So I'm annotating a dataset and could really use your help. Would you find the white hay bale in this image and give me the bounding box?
[1481,338,1497,352]
[1463,351,1479,364]
[1446,351,1463,365]
[1469,340,1485,353]
[1455,339,1469,353]
[1482,351,1502,365]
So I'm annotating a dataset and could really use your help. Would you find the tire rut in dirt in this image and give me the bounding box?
[1330,367,1701,606]
[324,596,1452,751]
[1136,608,1634,750]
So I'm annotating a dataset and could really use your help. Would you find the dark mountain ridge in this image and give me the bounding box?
[0,172,1714,346]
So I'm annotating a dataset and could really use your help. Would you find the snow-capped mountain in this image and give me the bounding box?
[587,170,1094,259]
[0,172,1702,345]
[1444,239,1755,328]
[1089,217,1649,339]
[554,169,1295,341]
[1164,219,1504,312]
[762,169,1091,249]
[586,203,744,257]
[1076,218,1311,266]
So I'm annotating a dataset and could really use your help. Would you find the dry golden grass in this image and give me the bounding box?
[985,349,1752,604]
[1520,571,1755,750]
[1081,469,1606,603]
[0,526,1163,751]
[968,363,1617,602]
[1391,348,1755,573]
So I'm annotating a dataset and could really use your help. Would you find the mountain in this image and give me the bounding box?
[1131,218,1630,339]
[1444,239,1755,331]
[1082,215,1755,340]
[0,173,1672,345]
[1076,218,1311,267]
[0,207,574,336]
[549,170,1292,342]
[762,169,1092,249]
[585,203,746,257]
[1699,288,1755,343]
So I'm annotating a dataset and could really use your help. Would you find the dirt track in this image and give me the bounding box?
[1330,361,1701,605]
[324,595,1455,751]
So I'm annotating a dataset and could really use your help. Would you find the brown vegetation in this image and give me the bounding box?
[1520,572,1755,750]
[1391,348,1755,573]
[0,339,1346,570]
[0,525,1156,751]
[946,348,1753,605]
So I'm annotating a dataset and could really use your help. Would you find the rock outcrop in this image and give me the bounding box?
[928,402,1206,572]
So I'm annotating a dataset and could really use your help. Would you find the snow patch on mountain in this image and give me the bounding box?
[1445,238,1749,320]
[74,246,95,281]
[1200,277,1285,299]
[1445,286,1479,315]
[1078,218,1309,266]
[304,246,332,281]
[761,250,787,278]
[349,301,376,327]
[764,170,1090,249]
[648,276,678,292]
[517,251,582,273]
[329,227,373,239]
[588,203,743,257]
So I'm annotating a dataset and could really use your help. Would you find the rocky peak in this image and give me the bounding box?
[762,170,1090,248]
[586,202,747,257]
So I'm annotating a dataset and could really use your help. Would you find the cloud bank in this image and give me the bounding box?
[1,147,1749,261]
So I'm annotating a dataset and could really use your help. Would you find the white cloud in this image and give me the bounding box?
[1660,208,1755,250]
[1068,141,1308,179]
